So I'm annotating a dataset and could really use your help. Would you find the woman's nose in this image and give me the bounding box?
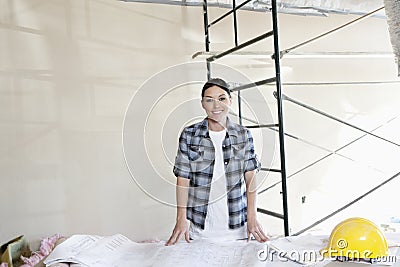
[213,99,221,107]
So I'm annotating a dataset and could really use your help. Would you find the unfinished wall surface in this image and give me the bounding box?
[1,0,399,245]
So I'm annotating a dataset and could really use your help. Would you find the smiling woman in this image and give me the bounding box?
[166,78,269,245]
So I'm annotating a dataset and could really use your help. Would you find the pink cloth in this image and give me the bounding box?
[19,234,63,267]
[0,263,8,267]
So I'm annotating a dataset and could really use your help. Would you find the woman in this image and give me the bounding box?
[166,78,268,245]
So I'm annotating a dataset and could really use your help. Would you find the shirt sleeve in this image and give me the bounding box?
[173,129,191,179]
[244,129,261,173]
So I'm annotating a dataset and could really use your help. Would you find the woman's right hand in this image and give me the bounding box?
[165,218,190,246]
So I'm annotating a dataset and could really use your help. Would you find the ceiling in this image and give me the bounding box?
[121,0,398,74]
[120,0,386,17]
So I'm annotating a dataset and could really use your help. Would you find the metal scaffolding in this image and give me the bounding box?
[201,0,290,236]
[198,1,399,237]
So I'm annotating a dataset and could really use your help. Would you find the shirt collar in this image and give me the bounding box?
[196,117,240,138]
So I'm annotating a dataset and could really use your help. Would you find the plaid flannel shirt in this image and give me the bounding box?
[173,117,261,230]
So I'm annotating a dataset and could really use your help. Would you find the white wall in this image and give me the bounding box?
[1,0,400,245]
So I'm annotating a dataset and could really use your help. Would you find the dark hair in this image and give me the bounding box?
[201,78,231,97]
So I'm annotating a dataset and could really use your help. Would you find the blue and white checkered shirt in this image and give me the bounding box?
[173,117,261,230]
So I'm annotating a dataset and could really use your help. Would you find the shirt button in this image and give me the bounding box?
[224,161,228,165]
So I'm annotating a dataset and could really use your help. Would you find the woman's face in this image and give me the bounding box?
[201,85,232,124]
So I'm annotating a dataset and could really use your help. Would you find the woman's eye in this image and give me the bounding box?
[219,97,226,102]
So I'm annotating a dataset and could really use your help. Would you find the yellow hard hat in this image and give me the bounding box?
[322,217,389,259]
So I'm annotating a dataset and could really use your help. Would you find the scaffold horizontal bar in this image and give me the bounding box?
[207,31,274,62]
[260,167,281,173]
[230,77,276,92]
[245,124,279,129]
[257,208,284,219]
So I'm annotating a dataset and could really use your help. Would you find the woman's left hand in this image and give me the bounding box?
[247,214,269,242]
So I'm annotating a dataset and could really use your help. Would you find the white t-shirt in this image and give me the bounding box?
[189,129,247,240]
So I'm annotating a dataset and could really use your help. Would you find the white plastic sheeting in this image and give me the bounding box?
[384,0,400,76]
[120,0,385,16]
[237,0,384,15]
